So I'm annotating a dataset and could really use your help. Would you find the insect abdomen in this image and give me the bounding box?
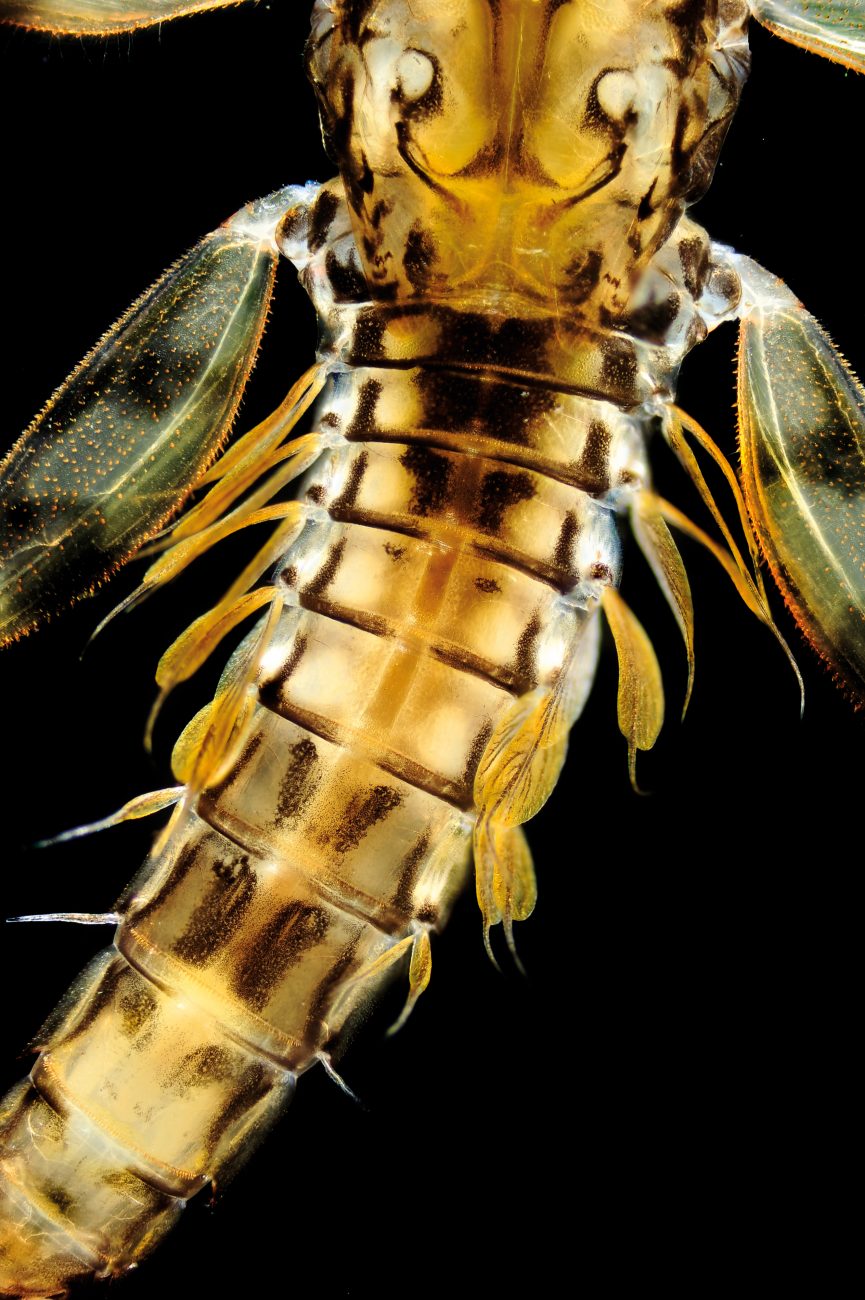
[0,350,632,1294]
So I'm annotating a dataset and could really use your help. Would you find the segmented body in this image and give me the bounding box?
[0,2,860,1296]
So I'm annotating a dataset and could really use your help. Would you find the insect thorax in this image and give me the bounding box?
[306,0,750,341]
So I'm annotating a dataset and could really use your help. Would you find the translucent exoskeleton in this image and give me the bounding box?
[0,4,860,1296]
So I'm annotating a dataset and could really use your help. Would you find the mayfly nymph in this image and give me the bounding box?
[0,2,863,1295]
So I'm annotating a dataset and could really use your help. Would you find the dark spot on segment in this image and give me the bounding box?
[117,977,158,1040]
[403,225,437,289]
[324,248,369,302]
[392,831,431,916]
[475,576,501,594]
[473,469,536,534]
[332,0,378,47]
[624,292,682,343]
[345,380,382,441]
[416,370,554,447]
[166,1044,233,1095]
[172,856,256,968]
[400,445,453,517]
[231,902,330,1013]
[309,188,340,254]
[565,249,602,304]
[301,537,347,601]
[327,784,403,855]
[512,612,542,687]
[462,721,493,789]
[552,512,581,576]
[384,542,406,561]
[357,151,375,195]
[43,1185,74,1218]
[331,451,369,511]
[575,420,612,492]
[599,337,638,398]
[306,484,324,505]
[678,235,709,297]
[274,738,320,827]
[369,199,390,229]
[205,733,265,807]
[415,903,439,925]
[305,944,359,1041]
[455,311,554,374]
[589,562,613,584]
[212,855,248,886]
[260,632,308,702]
[637,180,657,221]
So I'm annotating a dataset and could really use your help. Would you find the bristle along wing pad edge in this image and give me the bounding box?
[0,207,280,645]
[0,0,247,36]
[738,291,865,699]
[749,1,865,74]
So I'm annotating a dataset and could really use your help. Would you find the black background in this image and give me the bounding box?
[0,7,858,1296]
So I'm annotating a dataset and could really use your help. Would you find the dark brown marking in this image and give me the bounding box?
[325,248,369,302]
[43,1185,74,1218]
[305,944,360,1041]
[416,370,554,446]
[565,248,602,304]
[637,180,657,221]
[428,642,527,694]
[309,188,340,254]
[260,632,309,703]
[328,784,403,855]
[346,381,382,441]
[475,576,501,595]
[331,451,369,512]
[126,834,205,922]
[172,856,256,968]
[599,337,638,395]
[204,732,265,806]
[623,292,682,343]
[301,537,347,601]
[552,512,581,575]
[589,562,614,583]
[678,235,710,297]
[400,444,453,517]
[392,832,431,917]
[231,902,330,1013]
[576,420,612,493]
[384,541,406,561]
[462,721,493,790]
[474,469,536,534]
[274,738,320,827]
[117,977,158,1040]
[513,613,542,687]
[403,225,437,289]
